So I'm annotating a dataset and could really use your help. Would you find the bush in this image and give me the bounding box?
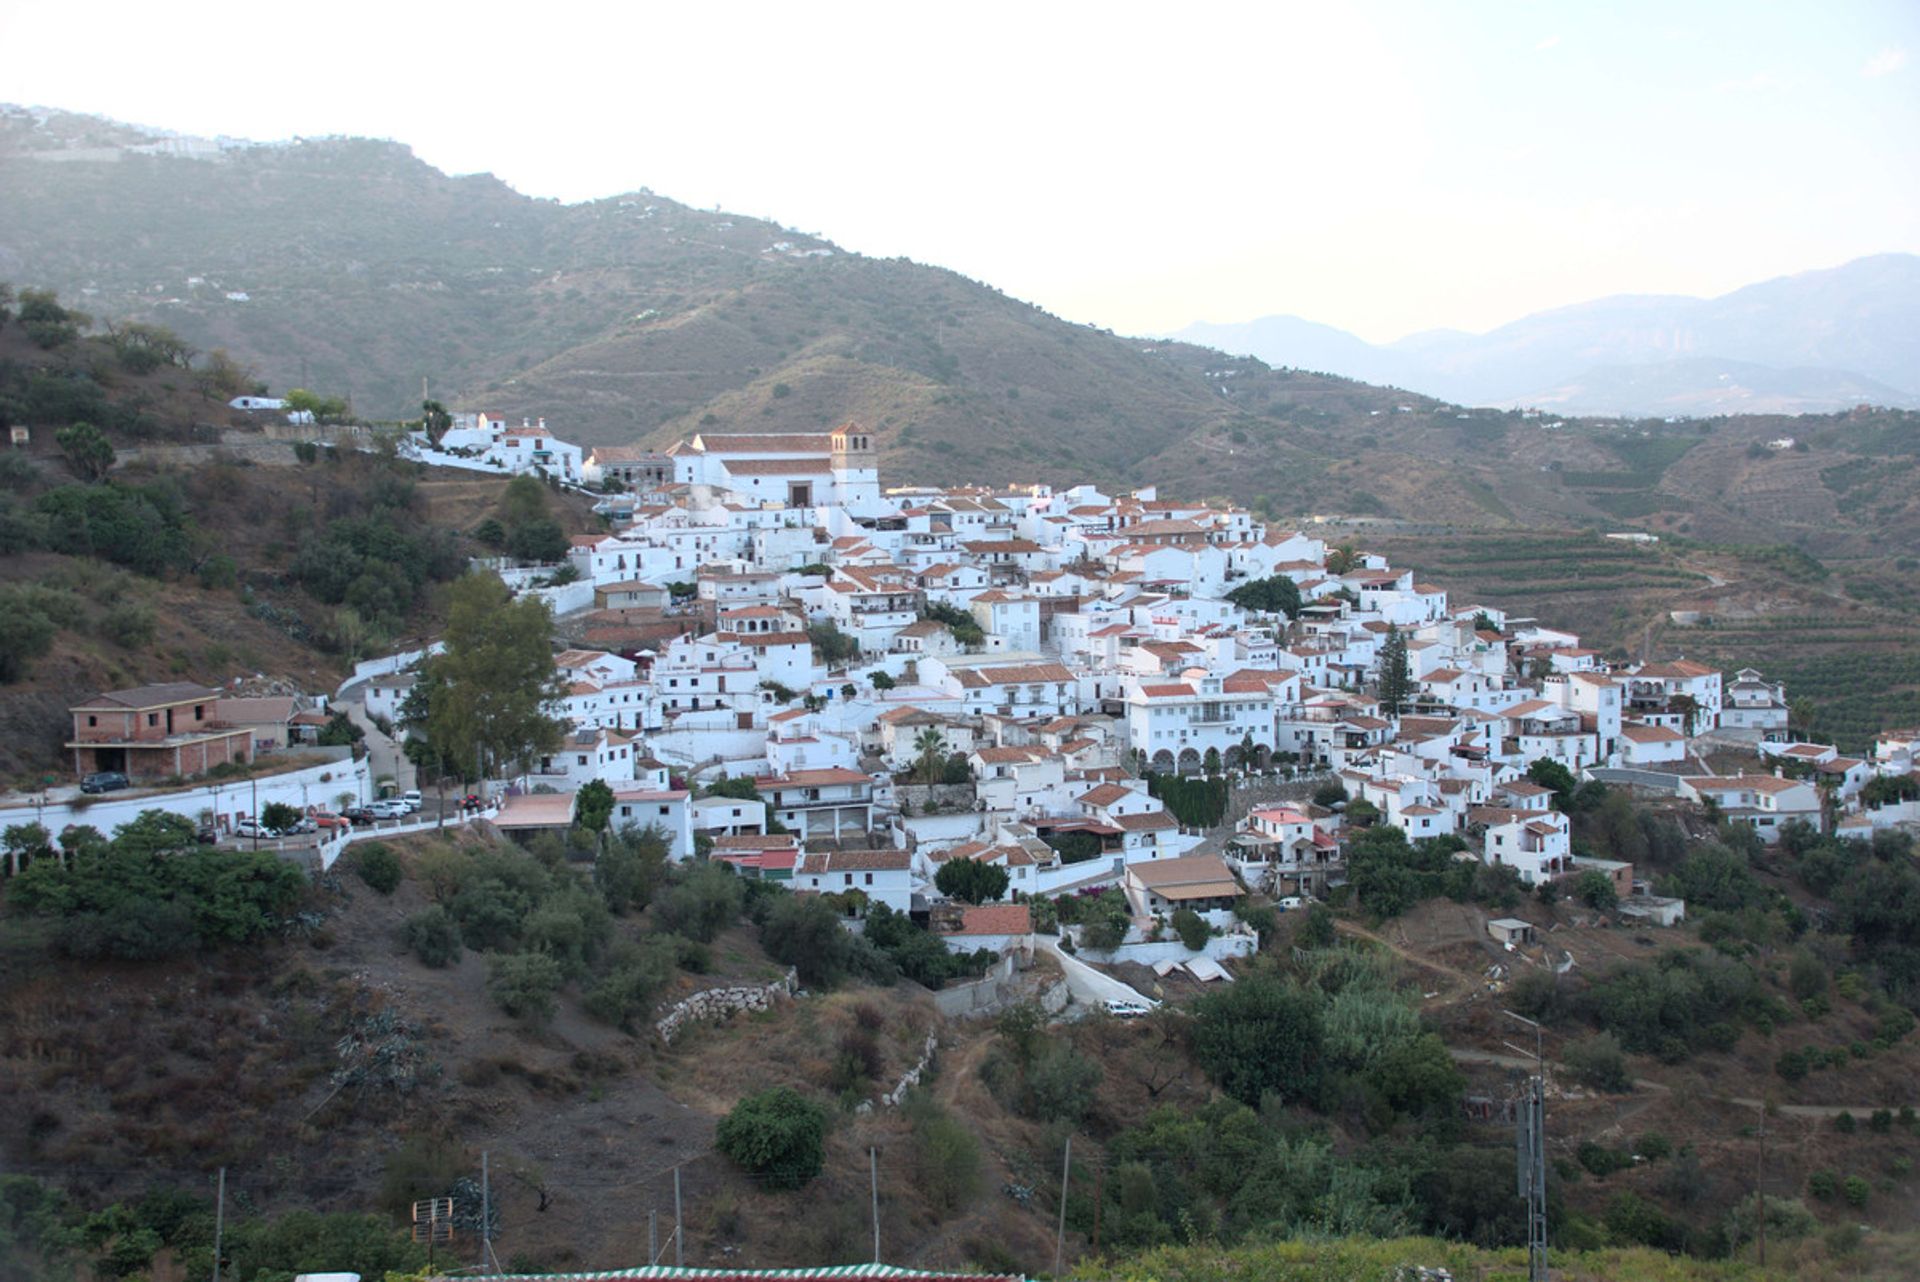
[1808,1169,1838,1200]
[402,907,462,967]
[595,824,669,914]
[583,937,675,1031]
[100,603,156,649]
[1563,1032,1632,1092]
[908,1097,981,1214]
[1842,1175,1870,1208]
[654,863,744,942]
[1636,1131,1671,1161]
[354,843,402,894]
[715,1088,826,1190]
[1833,1110,1856,1133]
[486,951,563,1021]
[379,1134,467,1216]
[1189,970,1323,1107]
[1172,907,1210,951]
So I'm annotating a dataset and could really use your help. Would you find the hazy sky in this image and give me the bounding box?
[5,0,1916,341]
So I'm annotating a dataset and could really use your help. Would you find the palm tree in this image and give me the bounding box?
[1326,543,1359,576]
[913,727,947,784]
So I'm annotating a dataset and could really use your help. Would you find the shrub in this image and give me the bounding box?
[1834,1111,1857,1133]
[715,1088,826,1190]
[908,1097,981,1214]
[583,937,675,1032]
[1024,1045,1103,1125]
[1189,970,1323,1107]
[100,603,156,649]
[1842,1175,1870,1208]
[402,907,462,967]
[1808,1169,1838,1200]
[654,863,744,943]
[1172,907,1210,951]
[1869,1108,1893,1134]
[1577,1141,1630,1177]
[486,951,563,1021]
[1563,1032,1632,1093]
[1636,1131,1672,1161]
[354,843,403,894]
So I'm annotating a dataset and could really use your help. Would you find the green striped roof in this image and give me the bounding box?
[442,1266,1027,1282]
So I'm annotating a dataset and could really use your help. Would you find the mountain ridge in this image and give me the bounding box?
[1175,254,1920,415]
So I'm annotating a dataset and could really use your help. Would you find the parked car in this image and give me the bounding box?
[343,806,379,825]
[400,789,423,813]
[1103,999,1153,1019]
[1277,896,1307,910]
[368,799,409,819]
[309,811,351,831]
[80,771,130,795]
[233,819,271,840]
[195,823,218,845]
[286,816,317,835]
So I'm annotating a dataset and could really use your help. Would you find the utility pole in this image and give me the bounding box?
[1053,1136,1073,1277]
[211,1167,225,1282]
[673,1166,684,1267]
[1505,1010,1547,1282]
[869,1146,881,1263]
[1755,1111,1767,1267]
[481,1150,491,1274]
[649,1210,658,1263]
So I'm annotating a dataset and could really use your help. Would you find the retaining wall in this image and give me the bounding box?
[655,968,799,1043]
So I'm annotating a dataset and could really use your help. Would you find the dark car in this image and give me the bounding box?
[344,806,378,825]
[80,771,130,795]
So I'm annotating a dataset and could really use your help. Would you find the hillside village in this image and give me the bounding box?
[15,418,1919,969]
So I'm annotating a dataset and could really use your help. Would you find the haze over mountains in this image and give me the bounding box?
[4,104,1920,564]
[1176,254,1920,416]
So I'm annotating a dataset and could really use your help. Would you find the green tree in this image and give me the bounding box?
[716,1087,827,1189]
[808,620,860,665]
[507,518,569,563]
[935,856,1009,904]
[1376,626,1411,714]
[1526,757,1578,808]
[260,802,302,834]
[413,573,567,781]
[403,906,463,966]
[486,951,563,1020]
[1172,907,1210,950]
[654,862,745,942]
[869,669,896,690]
[1225,574,1303,619]
[54,423,114,482]
[16,287,86,348]
[1575,869,1618,911]
[284,387,350,422]
[913,726,947,783]
[1190,969,1324,1107]
[576,779,614,834]
[421,399,453,441]
[595,824,669,913]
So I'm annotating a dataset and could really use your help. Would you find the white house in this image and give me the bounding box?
[792,849,913,914]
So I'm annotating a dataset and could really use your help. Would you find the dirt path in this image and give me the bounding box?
[1334,918,1481,998]
[1446,1047,1910,1119]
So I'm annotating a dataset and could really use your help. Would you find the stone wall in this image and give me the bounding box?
[857,1030,940,1114]
[654,968,799,1043]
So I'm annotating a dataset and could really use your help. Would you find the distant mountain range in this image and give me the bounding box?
[1175,255,1920,416]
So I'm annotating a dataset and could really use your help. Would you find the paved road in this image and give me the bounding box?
[1038,937,1158,1013]
[342,700,415,794]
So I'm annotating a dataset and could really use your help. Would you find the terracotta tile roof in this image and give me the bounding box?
[1137,683,1197,699]
[800,849,912,873]
[950,904,1034,936]
[1113,810,1177,831]
[1077,783,1133,806]
[972,745,1045,765]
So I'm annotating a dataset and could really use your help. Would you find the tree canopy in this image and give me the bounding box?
[1225,574,1303,619]
[406,573,567,780]
[934,856,1009,904]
